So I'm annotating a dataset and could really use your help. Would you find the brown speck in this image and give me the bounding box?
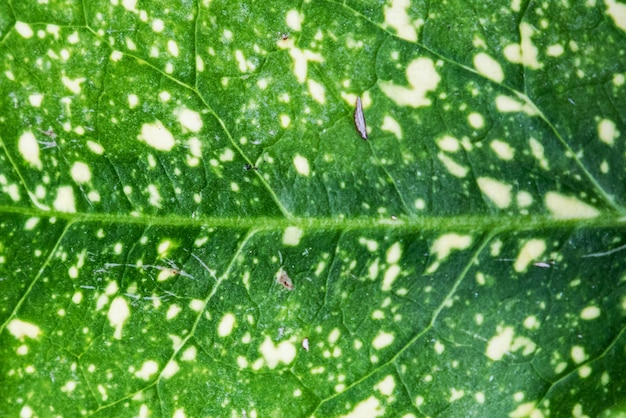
[277,268,294,290]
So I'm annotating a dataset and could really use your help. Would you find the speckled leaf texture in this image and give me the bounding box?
[1,1,626,417]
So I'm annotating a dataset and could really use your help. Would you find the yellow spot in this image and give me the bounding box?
[514,239,546,272]
[107,296,130,340]
[218,313,236,337]
[490,140,515,160]
[474,52,504,82]
[293,154,310,176]
[372,330,394,350]
[606,0,626,32]
[138,120,175,151]
[486,326,513,361]
[283,226,303,246]
[477,177,513,209]
[580,306,601,320]
[545,192,600,219]
[437,153,468,178]
[53,186,76,213]
[598,118,619,145]
[380,58,440,108]
[18,131,42,169]
[384,0,418,41]
[7,319,41,340]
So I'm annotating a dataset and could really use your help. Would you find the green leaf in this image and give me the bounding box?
[1,0,626,416]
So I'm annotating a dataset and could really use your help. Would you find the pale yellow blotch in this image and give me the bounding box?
[138,120,175,151]
[283,226,303,246]
[288,48,323,84]
[15,21,34,38]
[495,95,539,116]
[437,135,460,152]
[475,392,485,404]
[328,328,340,344]
[61,75,86,94]
[70,161,91,184]
[578,365,592,378]
[503,23,542,69]
[307,79,326,104]
[468,112,484,129]
[380,58,440,108]
[218,313,236,337]
[486,326,514,361]
[167,40,179,57]
[374,375,396,396]
[286,9,302,31]
[384,0,418,41]
[449,388,465,402]
[528,137,549,170]
[280,114,291,128]
[53,186,76,213]
[293,154,310,176]
[580,306,601,320]
[7,319,41,340]
[339,396,384,418]
[545,192,600,219]
[571,345,587,364]
[381,115,403,139]
[135,360,159,381]
[547,44,564,57]
[508,402,539,418]
[87,140,105,155]
[152,18,164,33]
[29,93,43,107]
[477,177,512,209]
[110,50,123,62]
[386,242,402,263]
[474,52,504,82]
[175,107,203,133]
[598,118,620,145]
[372,330,394,350]
[430,234,472,263]
[259,336,296,369]
[605,0,626,32]
[382,265,400,292]
[128,94,139,109]
[523,315,540,330]
[490,140,515,160]
[437,153,469,178]
[18,131,42,169]
[107,296,130,340]
[514,239,546,272]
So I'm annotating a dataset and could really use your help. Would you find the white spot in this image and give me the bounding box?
[503,23,542,69]
[372,330,394,350]
[15,21,34,38]
[122,0,137,11]
[523,315,540,330]
[152,18,164,33]
[166,39,179,58]
[382,265,400,291]
[18,131,42,169]
[280,114,291,128]
[384,0,418,41]
[147,184,162,208]
[571,345,587,364]
[475,392,485,404]
[218,313,236,337]
[87,140,104,155]
[293,154,310,176]
[259,336,296,369]
[288,47,324,83]
[107,296,130,340]
[547,44,564,57]
[514,239,546,272]
[474,52,504,82]
[449,388,465,402]
[307,79,326,104]
[437,153,468,178]
[490,140,515,160]
[374,375,396,396]
[380,58,441,108]
[70,162,91,184]
[283,226,303,246]
[477,177,512,209]
[110,50,123,62]
[29,93,43,107]
[468,112,484,129]
[486,326,513,361]
[545,192,600,219]
[128,94,139,109]
[386,242,402,263]
[381,116,403,139]
[285,10,302,31]
[430,233,472,261]
[509,402,539,418]
[340,396,384,418]
[61,75,86,94]
[437,135,461,152]
[495,95,538,116]
[135,360,159,381]
[7,319,41,340]
[598,118,619,145]
[174,107,203,133]
[138,120,175,151]
[159,91,171,102]
[302,337,310,351]
[434,340,445,354]
[606,0,626,32]
[53,186,76,213]
[580,306,601,320]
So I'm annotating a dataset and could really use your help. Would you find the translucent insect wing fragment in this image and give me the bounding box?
[354,96,368,140]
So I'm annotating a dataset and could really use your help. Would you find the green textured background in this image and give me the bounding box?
[1,0,626,417]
